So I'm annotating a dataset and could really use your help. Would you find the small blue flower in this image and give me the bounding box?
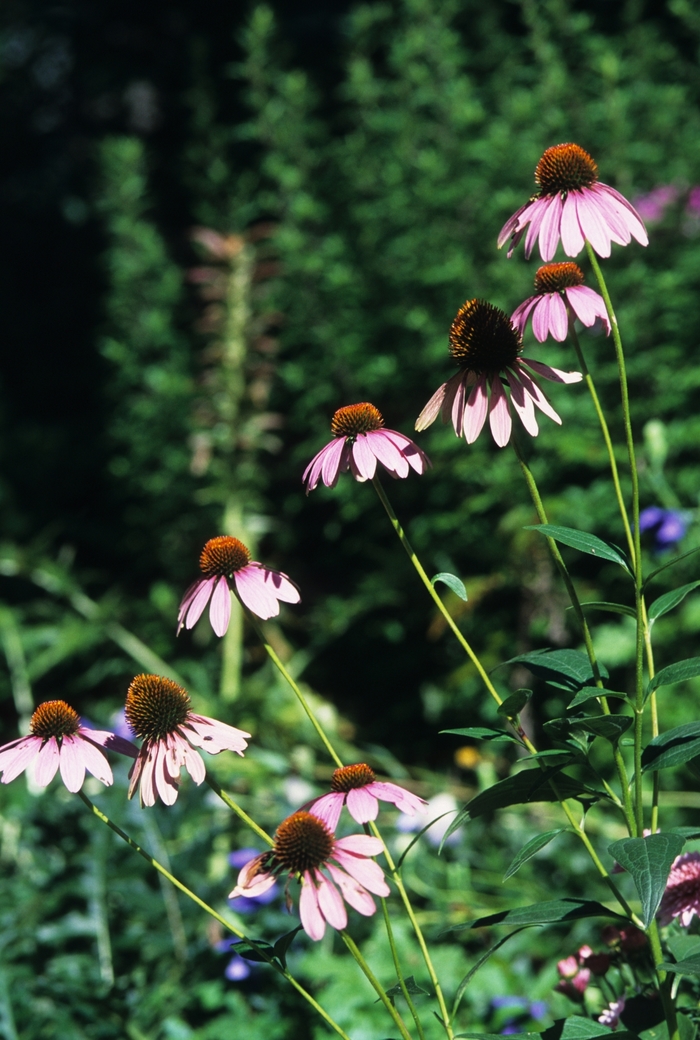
[639,507,687,552]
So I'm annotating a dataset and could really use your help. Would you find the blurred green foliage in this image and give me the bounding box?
[3,0,700,1036]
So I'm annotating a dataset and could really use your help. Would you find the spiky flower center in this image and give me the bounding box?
[331,762,376,792]
[449,300,521,373]
[534,262,585,294]
[273,811,334,873]
[535,143,598,196]
[331,403,384,439]
[125,674,191,741]
[30,700,80,739]
[199,536,251,577]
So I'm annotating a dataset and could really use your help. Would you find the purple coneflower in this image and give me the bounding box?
[415,299,581,448]
[0,700,136,792]
[511,263,610,343]
[125,674,250,807]
[658,851,700,926]
[229,810,389,941]
[498,143,648,261]
[305,763,428,831]
[303,402,430,493]
[177,535,300,636]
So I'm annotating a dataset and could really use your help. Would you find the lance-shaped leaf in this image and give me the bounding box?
[454,898,627,931]
[431,572,468,601]
[440,726,519,743]
[497,689,532,718]
[647,657,700,694]
[658,958,700,977]
[642,722,700,772]
[576,601,637,619]
[383,976,430,999]
[648,582,700,624]
[567,687,628,710]
[608,833,685,927]
[499,649,608,691]
[451,929,526,1016]
[503,829,566,881]
[524,524,631,572]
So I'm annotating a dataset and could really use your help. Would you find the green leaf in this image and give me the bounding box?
[451,930,526,1016]
[500,649,608,691]
[497,689,532,718]
[503,830,566,881]
[608,833,685,927]
[455,898,626,931]
[641,722,700,771]
[457,1034,539,1040]
[648,581,700,624]
[658,958,700,977]
[524,524,631,571]
[234,938,275,963]
[575,601,637,619]
[440,726,519,743]
[272,926,303,969]
[644,546,700,590]
[667,934,700,962]
[383,976,430,999]
[567,686,628,709]
[577,714,634,743]
[648,657,700,694]
[541,1020,639,1040]
[431,572,468,601]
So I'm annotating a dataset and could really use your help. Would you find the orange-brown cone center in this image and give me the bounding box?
[331,403,384,438]
[535,143,598,196]
[125,674,191,741]
[534,262,585,294]
[449,300,521,373]
[30,700,80,739]
[273,811,334,873]
[199,536,251,577]
[330,763,376,792]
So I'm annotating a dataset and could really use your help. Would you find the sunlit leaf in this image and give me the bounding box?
[608,833,685,927]
[648,657,700,694]
[648,581,700,624]
[524,525,631,571]
[503,829,566,880]
[499,649,608,691]
[454,898,626,931]
[431,572,468,601]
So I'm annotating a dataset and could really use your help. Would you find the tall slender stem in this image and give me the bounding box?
[586,243,646,836]
[77,792,352,1040]
[341,931,414,1040]
[379,897,427,1040]
[205,776,274,846]
[371,475,503,708]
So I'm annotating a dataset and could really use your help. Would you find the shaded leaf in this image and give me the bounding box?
[577,715,633,743]
[384,976,430,999]
[497,689,532,718]
[644,546,700,590]
[503,830,566,881]
[440,726,519,743]
[451,930,526,1017]
[524,524,631,571]
[641,722,700,772]
[658,958,700,977]
[648,657,700,694]
[608,833,685,927]
[648,582,700,624]
[454,898,626,931]
[272,926,303,969]
[234,938,275,963]
[568,687,628,709]
[576,601,637,619]
[431,572,468,601]
[541,1020,638,1040]
[499,649,608,691]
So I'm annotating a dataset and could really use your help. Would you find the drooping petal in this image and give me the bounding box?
[299,873,326,940]
[450,370,468,437]
[351,435,378,481]
[305,792,344,832]
[415,381,447,431]
[154,742,180,805]
[81,728,138,758]
[346,786,380,823]
[127,750,145,801]
[184,714,250,755]
[566,286,610,332]
[334,834,384,856]
[0,736,40,783]
[256,566,301,604]
[177,578,206,634]
[230,854,276,898]
[326,863,378,915]
[523,198,551,259]
[367,430,409,478]
[537,193,564,262]
[381,431,430,473]
[34,737,61,788]
[575,193,612,258]
[560,194,585,256]
[138,745,158,807]
[543,292,569,341]
[497,200,531,249]
[367,781,428,815]
[597,184,648,245]
[58,735,88,792]
[183,577,217,631]
[183,743,206,785]
[463,375,489,444]
[209,575,232,637]
[332,848,390,896]
[316,872,348,931]
[317,438,346,490]
[488,375,512,447]
[510,296,539,339]
[507,368,539,437]
[234,566,280,620]
[302,442,335,492]
[521,358,582,384]
[516,366,562,424]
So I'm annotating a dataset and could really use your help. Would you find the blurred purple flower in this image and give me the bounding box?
[686,187,700,219]
[228,848,278,913]
[632,185,679,224]
[225,956,252,982]
[639,507,687,552]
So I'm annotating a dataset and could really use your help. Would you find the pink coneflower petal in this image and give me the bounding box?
[516,366,562,424]
[368,431,409,478]
[368,781,427,815]
[333,848,391,895]
[539,193,564,261]
[234,567,281,619]
[464,374,489,444]
[415,381,448,431]
[34,738,61,787]
[507,369,539,436]
[209,574,231,636]
[316,872,348,930]
[566,285,609,329]
[589,188,632,244]
[346,786,380,823]
[299,873,326,940]
[382,431,430,473]
[575,194,612,258]
[451,372,468,437]
[155,744,180,805]
[322,437,348,488]
[306,791,344,831]
[326,862,378,915]
[497,201,529,249]
[334,833,384,857]
[560,195,586,255]
[523,198,549,258]
[184,577,217,630]
[522,358,582,384]
[63,734,113,790]
[185,714,250,755]
[488,376,512,447]
[0,738,39,783]
[598,184,648,244]
[351,435,378,481]
[260,568,301,603]
[546,292,569,341]
[510,296,539,338]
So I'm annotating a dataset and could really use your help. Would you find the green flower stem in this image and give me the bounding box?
[512,438,636,834]
[248,614,344,769]
[205,776,274,847]
[566,316,636,566]
[642,603,661,833]
[371,475,503,709]
[379,898,427,1040]
[585,242,646,837]
[77,791,352,1040]
[341,931,414,1040]
[648,919,680,1040]
[369,823,455,1040]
